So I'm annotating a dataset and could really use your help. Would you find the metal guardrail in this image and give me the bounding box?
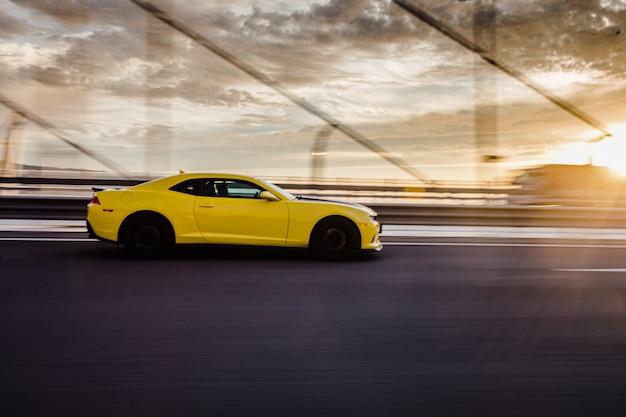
[0,195,89,221]
[0,175,513,205]
[0,175,509,192]
[3,194,626,228]
[4,176,626,206]
[369,204,626,228]
[0,176,145,187]
[2,176,626,228]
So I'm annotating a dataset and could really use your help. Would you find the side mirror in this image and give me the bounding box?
[259,191,280,201]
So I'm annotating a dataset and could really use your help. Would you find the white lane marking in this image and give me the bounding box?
[381,225,626,240]
[383,242,626,249]
[553,269,626,273]
[2,221,626,249]
[0,238,97,242]
[0,220,87,233]
[3,238,626,249]
[3,221,626,241]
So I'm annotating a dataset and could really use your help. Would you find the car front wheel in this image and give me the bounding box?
[123,214,172,259]
[311,217,358,261]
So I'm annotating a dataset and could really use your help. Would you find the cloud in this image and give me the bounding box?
[0,8,27,38]
[5,0,624,93]
[8,0,130,27]
[1,0,625,178]
[5,0,622,108]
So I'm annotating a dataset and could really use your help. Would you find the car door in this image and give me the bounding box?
[193,178,289,246]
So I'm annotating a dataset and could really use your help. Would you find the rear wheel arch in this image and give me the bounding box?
[119,211,175,258]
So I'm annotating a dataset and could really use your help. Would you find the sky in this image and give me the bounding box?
[0,0,625,183]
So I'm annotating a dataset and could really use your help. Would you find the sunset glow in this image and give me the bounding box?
[592,124,626,176]
[0,0,625,182]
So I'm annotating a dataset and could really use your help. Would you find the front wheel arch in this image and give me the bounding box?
[309,216,361,261]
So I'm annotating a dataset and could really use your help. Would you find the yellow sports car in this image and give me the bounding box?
[87,173,382,260]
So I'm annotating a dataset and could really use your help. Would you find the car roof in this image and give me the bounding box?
[132,172,263,190]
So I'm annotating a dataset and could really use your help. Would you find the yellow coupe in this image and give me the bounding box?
[87,173,382,260]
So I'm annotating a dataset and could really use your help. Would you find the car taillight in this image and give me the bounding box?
[90,195,100,205]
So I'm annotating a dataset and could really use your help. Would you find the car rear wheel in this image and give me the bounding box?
[311,217,358,261]
[123,214,172,259]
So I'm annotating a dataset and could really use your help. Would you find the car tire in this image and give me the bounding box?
[311,217,358,261]
[123,214,172,259]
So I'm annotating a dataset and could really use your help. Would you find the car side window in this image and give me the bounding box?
[201,180,217,197]
[212,179,263,199]
[170,178,264,198]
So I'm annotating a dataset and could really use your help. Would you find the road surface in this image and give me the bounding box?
[2,230,626,416]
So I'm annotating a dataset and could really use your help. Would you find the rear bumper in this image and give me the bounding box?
[86,220,97,239]
[86,220,117,244]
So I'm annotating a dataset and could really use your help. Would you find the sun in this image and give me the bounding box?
[591,124,626,176]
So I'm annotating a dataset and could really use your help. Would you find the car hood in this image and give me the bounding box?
[295,196,377,215]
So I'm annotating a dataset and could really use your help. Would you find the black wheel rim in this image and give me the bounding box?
[134,224,160,250]
[323,227,347,252]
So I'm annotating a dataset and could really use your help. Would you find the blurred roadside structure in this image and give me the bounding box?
[512,164,626,206]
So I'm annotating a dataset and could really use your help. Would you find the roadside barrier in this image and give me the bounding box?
[3,195,626,229]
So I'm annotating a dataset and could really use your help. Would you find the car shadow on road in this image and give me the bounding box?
[81,242,380,263]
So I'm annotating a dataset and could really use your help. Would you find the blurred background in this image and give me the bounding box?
[1,0,625,206]
[4,3,626,417]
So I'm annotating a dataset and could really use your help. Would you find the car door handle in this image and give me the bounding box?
[198,204,214,208]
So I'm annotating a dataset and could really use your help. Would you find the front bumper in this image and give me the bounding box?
[360,222,383,252]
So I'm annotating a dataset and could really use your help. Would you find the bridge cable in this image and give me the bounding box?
[0,92,129,177]
[127,0,433,184]
[393,0,612,139]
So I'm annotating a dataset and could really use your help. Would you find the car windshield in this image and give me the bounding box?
[256,178,296,200]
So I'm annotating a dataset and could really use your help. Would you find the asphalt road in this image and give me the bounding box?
[2,237,626,416]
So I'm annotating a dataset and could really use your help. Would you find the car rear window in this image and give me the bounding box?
[170,179,202,195]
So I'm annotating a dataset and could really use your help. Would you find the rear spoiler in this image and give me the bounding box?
[92,187,121,192]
